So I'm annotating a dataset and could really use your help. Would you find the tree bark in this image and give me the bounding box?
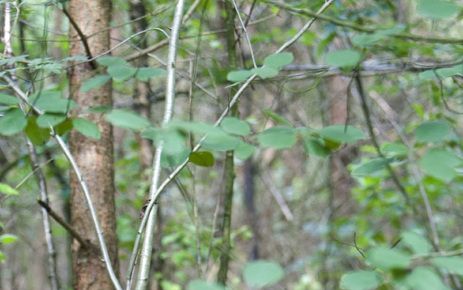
[68,0,119,289]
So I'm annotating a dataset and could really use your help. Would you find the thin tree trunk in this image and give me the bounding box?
[68,0,119,289]
[217,0,238,284]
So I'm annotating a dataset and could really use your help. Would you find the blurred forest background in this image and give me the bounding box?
[1,0,463,289]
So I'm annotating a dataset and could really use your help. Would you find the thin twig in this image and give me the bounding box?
[231,0,257,68]
[61,6,96,69]
[37,200,89,248]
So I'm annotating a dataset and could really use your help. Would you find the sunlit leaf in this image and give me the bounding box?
[257,126,297,149]
[419,149,461,182]
[340,271,381,290]
[0,183,19,196]
[0,109,27,135]
[0,234,18,245]
[405,267,449,290]
[417,0,459,19]
[227,69,253,82]
[73,118,101,139]
[263,52,294,69]
[432,256,463,275]
[135,67,166,81]
[0,93,19,105]
[105,109,150,131]
[319,125,365,144]
[243,260,284,288]
[401,231,432,255]
[325,49,362,68]
[187,280,225,290]
[80,75,111,92]
[366,246,411,270]
[415,120,451,142]
[221,117,251,136]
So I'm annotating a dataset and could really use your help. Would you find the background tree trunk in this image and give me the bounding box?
[68,0,119,289]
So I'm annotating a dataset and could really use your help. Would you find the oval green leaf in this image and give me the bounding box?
[0,109,27,135]
[243,260,284,288]
[325,49,362,68]
[189,151,215,167]
[221,117,251,136]
[105,109,150,131]
[73,118,101,139]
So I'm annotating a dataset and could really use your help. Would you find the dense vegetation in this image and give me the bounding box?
[1,0,463,289]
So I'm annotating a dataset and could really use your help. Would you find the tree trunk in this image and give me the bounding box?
[68,0,119,289]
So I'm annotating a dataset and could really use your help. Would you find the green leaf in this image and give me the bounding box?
[405,267,449,290]
[202,133,241,151]
[25,116,50,145]
[96,56,128,67]
[303,137,330,157]
[142,128,186,155]
[227,69,253,82]
[419,149,461,182]
[108,65,137,81]
[168,120,223,136]
[401,231,432,255]
[432,257,463,275]
[366,246,411,270]
[415,120,451,142]
[31,91,76,113]
[263,52,294,69]
[325,49,362,68]
[381,143,408,157]
[0,109,27,135]
[80,75,111,92]
[73,118,101,139]
[235,142,256,160]
[0,93,19,105]
[417,0,459,19]
[189,151,215,167]
[253,66,279,79]
[262,109,292,126]
[319,125,365,144]
[187,280,225,290]
[55,118,73,135]
[340,271,381,290]
[257,126,297,149]
[243,260,284,288]
[352,158,390,177]
[0,234,18,245]
[221,117,251,136]
[37,113,66,128]
[135,67,166,81]
[105,109,150,131]
[0,183,19,196]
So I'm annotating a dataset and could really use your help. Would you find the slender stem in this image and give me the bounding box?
[61,6,97,69]
[354,74,410,204]
[133,1,185,289]
[37,200,89,248]
[231,0,257,68]
[217,1,238,283]
[126,0,335,284]
[26,141,61,290]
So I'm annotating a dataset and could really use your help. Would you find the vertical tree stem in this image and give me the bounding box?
[217,0,238,284]
[134,1,185,289]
